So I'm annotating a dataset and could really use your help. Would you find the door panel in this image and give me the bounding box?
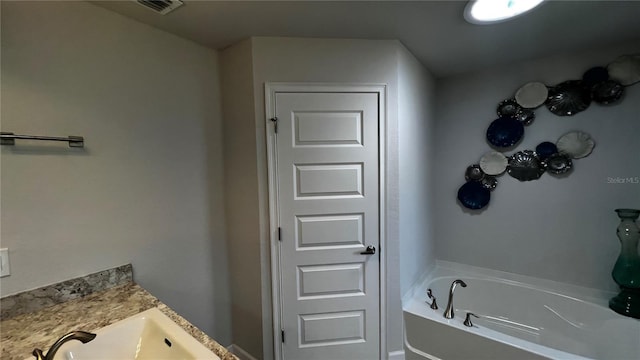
[297,263,365,299]
[299,310,366,347]
[294,163,364,199]
[295,213,364,250]
[275,92,380,360]
[293,111,363,146]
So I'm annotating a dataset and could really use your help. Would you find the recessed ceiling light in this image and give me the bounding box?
[464,0,546,24]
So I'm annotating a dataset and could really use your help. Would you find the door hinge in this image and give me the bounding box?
[281,329,285,343]
[270,117,278,133]
[278,227,282,241]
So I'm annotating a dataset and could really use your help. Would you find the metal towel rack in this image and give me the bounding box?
[1,132,84,148]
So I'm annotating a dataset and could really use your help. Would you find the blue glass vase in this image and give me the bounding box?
[609,208,640,318]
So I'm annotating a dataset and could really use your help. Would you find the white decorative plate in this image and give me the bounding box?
[608,54,640,86]
[556,131,595,159]
[515,82,548,109]
[479,151,508,175]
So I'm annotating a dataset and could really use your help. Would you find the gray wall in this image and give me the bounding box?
[219,38,264,358]
[0,1,231,343]
[397,44,438,297]
[250,37,403,358]
[434,41,640,292]
[219,37,427,358]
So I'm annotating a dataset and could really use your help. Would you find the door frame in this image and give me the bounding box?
[264,83,388,360]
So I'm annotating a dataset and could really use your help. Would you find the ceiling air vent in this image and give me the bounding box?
[136,0,184,15]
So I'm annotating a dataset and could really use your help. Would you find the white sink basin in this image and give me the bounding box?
[48,308,220,360]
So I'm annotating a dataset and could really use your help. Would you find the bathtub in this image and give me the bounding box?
[403,262,640,360]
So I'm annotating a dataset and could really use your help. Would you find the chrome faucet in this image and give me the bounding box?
[443,279,467,319]
[33,331,96,360]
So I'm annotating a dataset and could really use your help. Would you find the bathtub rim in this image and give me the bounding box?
[403,260,617,307]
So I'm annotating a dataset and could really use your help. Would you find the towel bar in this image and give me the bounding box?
[1,132,84,148]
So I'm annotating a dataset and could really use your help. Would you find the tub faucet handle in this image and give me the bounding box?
[426,288,438,310]
[463,312,479,327]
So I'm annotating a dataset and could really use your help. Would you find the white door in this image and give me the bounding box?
[269,90,381,360]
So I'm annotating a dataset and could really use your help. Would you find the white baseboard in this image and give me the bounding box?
[389,350,405,360]
[227,344,259,360]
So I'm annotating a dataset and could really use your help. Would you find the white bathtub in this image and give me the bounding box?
[403,262,640,360]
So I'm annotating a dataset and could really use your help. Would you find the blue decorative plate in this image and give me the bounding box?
[457,181,490,210]
[486,117,524,148]
[535,141,558,160]
[582,66,609,86]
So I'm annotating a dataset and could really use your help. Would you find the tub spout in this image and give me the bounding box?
[443,279,467,319]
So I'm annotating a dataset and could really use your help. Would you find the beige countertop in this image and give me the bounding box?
[1,282,237,360]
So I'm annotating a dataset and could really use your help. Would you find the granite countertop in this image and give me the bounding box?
[0,266,237,360]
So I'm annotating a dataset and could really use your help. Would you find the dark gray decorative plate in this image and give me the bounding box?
[546,80,591,116]
[497,99,522,117]
[465,164,485,181]
[544,153,573,175]
[591,80,624,105]
[481,176,498,191]
[515,108,535,126]
[507,150,545,181]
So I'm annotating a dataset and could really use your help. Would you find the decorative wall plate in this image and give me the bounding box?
[481,176,498,190]
[515,108,535,126]
[544,153,573,175]
[454,54,638,211]
[497,99,522,117]
[607,54,640,86]
[507,150,545,181]
[592,80,624,105]
[457,181,490,210]
[515,82,548,109]
[465,164,485,181]
[479,151,508,175]
[556,131,595,159]
[546,80,591,116]
[535,141,558,160]
[486,117,524,148]
[582,66,609,86]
